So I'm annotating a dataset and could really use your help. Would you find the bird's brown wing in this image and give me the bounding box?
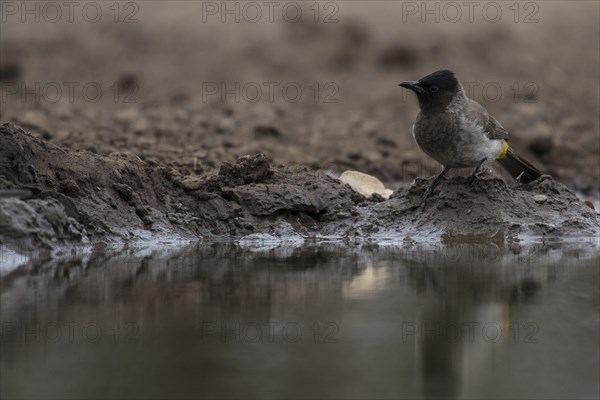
[465,99,509,141]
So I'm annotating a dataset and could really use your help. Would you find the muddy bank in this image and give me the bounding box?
[2,4,599,198]
[1,123,598,250]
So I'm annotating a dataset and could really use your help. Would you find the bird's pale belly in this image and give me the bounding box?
[413,124,502,168]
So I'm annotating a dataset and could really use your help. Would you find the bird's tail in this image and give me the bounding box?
[497,148,542,184]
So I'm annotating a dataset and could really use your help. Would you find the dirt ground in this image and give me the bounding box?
[1,2,599,248]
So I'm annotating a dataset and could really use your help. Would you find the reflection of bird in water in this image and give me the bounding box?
[404,246,543,398]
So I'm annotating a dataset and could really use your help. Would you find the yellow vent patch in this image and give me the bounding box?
[496,141,509,159]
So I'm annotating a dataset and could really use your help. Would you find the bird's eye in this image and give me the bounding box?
[429,85,439,93]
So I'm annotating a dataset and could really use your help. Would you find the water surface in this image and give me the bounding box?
[1,241,599,399]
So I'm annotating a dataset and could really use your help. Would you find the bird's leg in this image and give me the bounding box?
[467,158,487,185]
[421,167,451,206]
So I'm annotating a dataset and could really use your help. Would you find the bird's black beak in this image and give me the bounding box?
[399,81,425,94]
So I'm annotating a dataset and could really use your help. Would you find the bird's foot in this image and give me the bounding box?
[467,173,479,186]
[417,167,450,207]
[468,159,488,186]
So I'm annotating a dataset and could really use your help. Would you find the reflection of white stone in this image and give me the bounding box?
[339,171,394,199]
[342,262,390,299]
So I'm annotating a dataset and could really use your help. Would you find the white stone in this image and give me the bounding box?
[533,194,548,204]
[339,170,394,199]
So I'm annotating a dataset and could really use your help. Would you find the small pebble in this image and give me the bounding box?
[179,177,204,191]
[533,194,548,204]
[584,200,595,210]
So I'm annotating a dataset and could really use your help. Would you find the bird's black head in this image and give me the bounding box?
[399,70,461,112]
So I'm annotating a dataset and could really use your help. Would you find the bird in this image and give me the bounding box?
[399,70,542,205]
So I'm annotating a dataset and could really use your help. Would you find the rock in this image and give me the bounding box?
[339,170,394,199]
[533,194,548,204]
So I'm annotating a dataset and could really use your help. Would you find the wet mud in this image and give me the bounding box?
[1,123,597,249]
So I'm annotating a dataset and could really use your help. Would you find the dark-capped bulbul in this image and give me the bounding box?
[399,70,542,204]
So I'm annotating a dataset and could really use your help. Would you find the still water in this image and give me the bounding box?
[1,240,599,399]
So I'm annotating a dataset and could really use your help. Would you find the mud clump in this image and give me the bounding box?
[218,154,273,186]
[1,123,598,249]
[0,124,356,246]
[370,175,599,240]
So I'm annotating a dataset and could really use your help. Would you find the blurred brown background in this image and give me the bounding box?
[1,1,598,193]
